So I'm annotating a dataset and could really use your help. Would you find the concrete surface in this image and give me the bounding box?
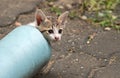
[0,0,120,78]
[0,0,40,27]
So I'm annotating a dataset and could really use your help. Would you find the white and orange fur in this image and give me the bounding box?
[16,9,69,42]
[29,9,69,42]
[27,9,68,73]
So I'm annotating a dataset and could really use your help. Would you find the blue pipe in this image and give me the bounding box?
[0,26,51,78]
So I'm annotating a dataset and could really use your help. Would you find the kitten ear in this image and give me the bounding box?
[35,9,47,26]
[58,11,69,26]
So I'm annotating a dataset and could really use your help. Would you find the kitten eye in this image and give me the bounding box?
[58,29,63,33]
[48,29,54,34]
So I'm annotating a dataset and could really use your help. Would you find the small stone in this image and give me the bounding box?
[48,2,54,6]
[112,15,117,20]
[98,12,104,17]
[75,59,79,62]
[58,5,64,9]
[104,59,108,62]
[68,40,72,43]
[80,66,84,69]
[14,21,21,26]
[60,55,65,58]
[81,15,87,20]
[66,4,73,9]
[63,70,66,73]
[86,41,90,44]
[104,27,111,31]
[107,10,112,13]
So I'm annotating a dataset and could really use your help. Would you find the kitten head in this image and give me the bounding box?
[35,9,69,42]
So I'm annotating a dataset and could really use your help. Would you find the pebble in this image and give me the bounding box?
[58,5,64,9]
[80,15,87,20]
[98,12,104,17]
[66,4,73,9]
[104,27,111,31]
[75,59,79,62]
[48,2,54,6]
[80,66,84,69]
[104,59,108,62]
[14,21,22,26]
[60,55,65,58]
[63,70,66,73]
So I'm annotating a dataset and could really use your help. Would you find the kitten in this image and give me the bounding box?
[29,9,69,74]
[29,9,69,42]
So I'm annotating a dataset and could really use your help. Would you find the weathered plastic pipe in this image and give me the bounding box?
[0,26,51,78]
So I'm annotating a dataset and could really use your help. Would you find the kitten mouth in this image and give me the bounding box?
[53,39,59,41]
[52,38,60,42]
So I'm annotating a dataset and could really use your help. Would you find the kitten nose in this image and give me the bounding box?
[55,37,59,40]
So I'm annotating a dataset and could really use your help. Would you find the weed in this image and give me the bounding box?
[50,6,62,16]
[69,10,78,19]
[82,0,120,30]
[82,0,120,11]
[50,6,78,19]
[47,0,58,2]
[91,10,120,30]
